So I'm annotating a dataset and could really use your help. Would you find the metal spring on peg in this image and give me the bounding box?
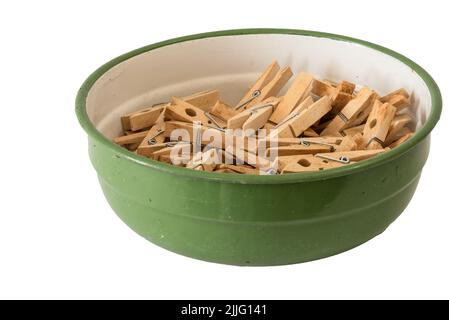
[367,136,384,147]
[204,112,225,131]
[234,90,261,110]
[248,103,275,115]
[315,153,350,164]
[299,139,336,152]
[273,112,300,129]
[147,128,165,145]
[165,140,191,147]
[337,111,349,123]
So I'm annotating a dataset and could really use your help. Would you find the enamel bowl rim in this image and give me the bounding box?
[75,28,442,184]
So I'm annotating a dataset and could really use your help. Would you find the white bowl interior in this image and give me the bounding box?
[86,34,432,139]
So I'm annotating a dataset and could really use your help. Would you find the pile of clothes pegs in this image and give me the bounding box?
[113,61,415,174]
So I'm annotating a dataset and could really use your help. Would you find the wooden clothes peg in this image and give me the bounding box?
[151,142,192,161]
[266,144,333,157]
[121,104,166,131]
[388,132,413,148]
[342,124,365,137]
[280,155,348,173]
[388,127,412,145]
[384,114,414,146]
[263,137,329,147]
[242,106,274,131]
[204,111,227,129]
[129,90,217,134]
[235,61,280,110]
[320,87,375,136]
[279,149,385,172]
[317,149,386,162]
[113,130,149,146]
[182,90,219,111]
[227,98,280,131]
[335,133,364,152]
[343,92,381,130]
[337,81,356,94]
[380,88,411,112]
[331,92,353,114]
[216,164,260,175]
[290,96,314,116]
[164,120,220,139]
[210,100,238,121]
[312,79,355,113]
[312,79,335,97]
[362,101,397,149]
[166,97,212,125]
[380,88,409,102]
[231,148,276,171]
[269,72,314,124]
[257,136,341,155]
[241,67,293,110]
[271,95,332,139]
[263,121,276,131]
[165,120,259,153]
[303,128,320,137]
[137,141,173,156]
[323,79,338,87]
[136,122,167,157]
[388,95,410,112]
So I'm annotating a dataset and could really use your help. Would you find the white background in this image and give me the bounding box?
[0,0,448,300]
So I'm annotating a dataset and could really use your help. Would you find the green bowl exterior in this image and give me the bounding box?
[91,136,428,266]
[77,29,442,266]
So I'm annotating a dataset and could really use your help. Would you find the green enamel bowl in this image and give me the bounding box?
[76,29,441,266]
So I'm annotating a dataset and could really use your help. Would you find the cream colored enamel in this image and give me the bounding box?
[86,34,431,139]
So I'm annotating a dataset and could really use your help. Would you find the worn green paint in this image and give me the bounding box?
[76,29,441,266]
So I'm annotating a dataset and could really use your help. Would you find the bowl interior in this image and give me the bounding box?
[85,33,432,141]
